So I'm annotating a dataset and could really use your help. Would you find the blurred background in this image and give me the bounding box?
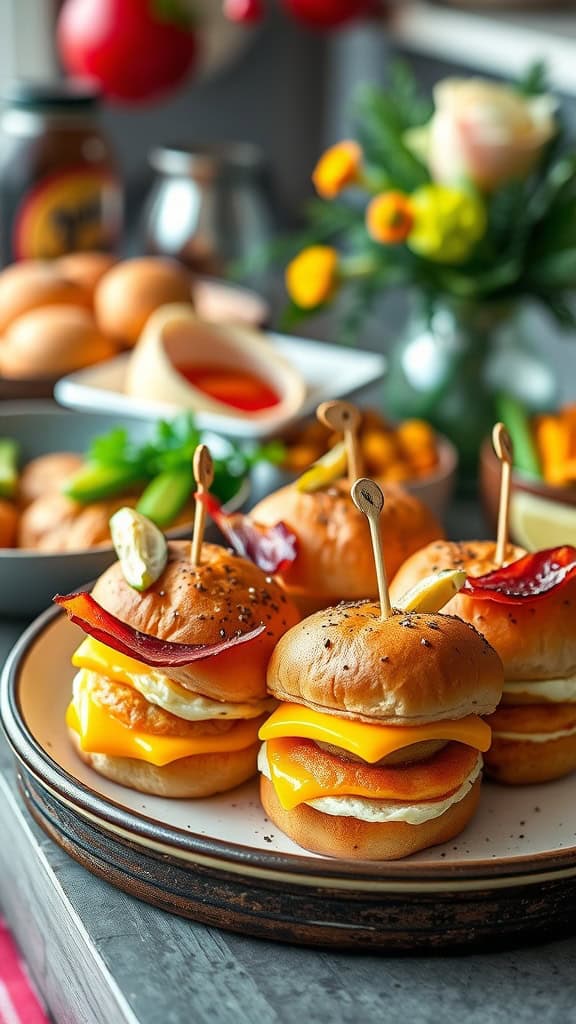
[2,0,574,381]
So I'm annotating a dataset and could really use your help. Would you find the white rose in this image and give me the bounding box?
[427,78,557,191]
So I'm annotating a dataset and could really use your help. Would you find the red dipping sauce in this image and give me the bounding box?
[177,365,280,412]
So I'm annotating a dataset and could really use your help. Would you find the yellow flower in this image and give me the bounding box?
[407,185,486,263]
[285,246,339,309]
[312,141,362,199]
[366,191,414,244]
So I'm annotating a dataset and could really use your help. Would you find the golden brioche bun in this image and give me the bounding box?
[266,602,503,725]
[390,540,576,681]
[0,500,18,547]
[483,701,576,784]
[56,252,117,300]
[94,257,192,346]
[1,305,116,379]
[251,479,443,603]
[390,540,525,605]
[18,452,84,507]
[0,260,92,333]
[70,728,259,798]
[484,733,576,785]
[260,774,481,860]
[91,541,300,702]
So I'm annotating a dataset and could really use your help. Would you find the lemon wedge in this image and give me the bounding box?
[396,568,467,613]
[510,490,576,551]
[109,507,168,591]
[295,440,348,493]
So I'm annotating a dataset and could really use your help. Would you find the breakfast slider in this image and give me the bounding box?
[57,447,300,798]
[250,401,443,615]
[448,546,576,785]
[390,426,576,784]
[258,479,503,859]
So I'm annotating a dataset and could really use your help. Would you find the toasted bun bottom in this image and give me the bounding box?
[69,728,259,798]
[484,733,576,785]
[259,775,480,860]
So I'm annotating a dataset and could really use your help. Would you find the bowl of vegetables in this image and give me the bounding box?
[480,396,576,550]
[0,403,273,617]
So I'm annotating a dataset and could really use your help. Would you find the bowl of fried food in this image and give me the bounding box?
[0,403,266,617]
[277,408,457,521]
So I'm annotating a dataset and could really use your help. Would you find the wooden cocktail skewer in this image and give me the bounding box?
[317,399,363,482]
[493,421,514,568]
[191,443,214,567]
[351,477,392,619]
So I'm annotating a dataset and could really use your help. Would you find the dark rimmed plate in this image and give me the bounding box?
[3,606,576,951]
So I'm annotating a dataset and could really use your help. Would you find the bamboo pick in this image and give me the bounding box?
[317,400,363,482]
[191,443,214,567]
[492,421,514,568]
[350,477,392,619]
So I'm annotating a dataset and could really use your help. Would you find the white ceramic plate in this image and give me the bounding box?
[6,611,576,869]
[4,608,576,949]
[55,335,387,440]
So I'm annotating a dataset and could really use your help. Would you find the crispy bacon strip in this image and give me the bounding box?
[196,492,297,575]
[463,546,576,603]
[54,591,265,665]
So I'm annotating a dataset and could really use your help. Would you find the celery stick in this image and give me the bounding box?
[136,467,193,528]
[0,439,19,498]
[494,393,542,479]
[64,462,144,503]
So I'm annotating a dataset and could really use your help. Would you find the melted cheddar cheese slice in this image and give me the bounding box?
[67,679,261,767]
[258,703,492,763]
[74,637,170,683]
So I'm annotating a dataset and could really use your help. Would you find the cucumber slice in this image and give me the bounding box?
[109,507,168,591]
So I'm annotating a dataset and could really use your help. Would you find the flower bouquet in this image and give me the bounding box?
[284,64,576,472]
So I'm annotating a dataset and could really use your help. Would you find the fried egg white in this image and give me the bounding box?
[503,675,576,704]
[492,725,576,744]
[75,669,274,722]
[258,744,482,824]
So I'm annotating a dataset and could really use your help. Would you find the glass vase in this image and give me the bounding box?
[383,294,559,483]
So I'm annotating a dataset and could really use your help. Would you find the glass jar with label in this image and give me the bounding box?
[0,80,123,264]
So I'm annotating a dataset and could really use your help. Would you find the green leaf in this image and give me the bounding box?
[527,248,576,288]
[516,60,549,96]
[305,198,360,233]
[537,292,576,331]
[388,60,433,129]
[354,84,430,192]
[278,299,314,333]
[88,429,142,471]
[230,201,359,280]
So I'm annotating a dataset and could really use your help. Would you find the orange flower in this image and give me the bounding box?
[366,191,414,244]
[312,141,362,199]
[285,246,339,309]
